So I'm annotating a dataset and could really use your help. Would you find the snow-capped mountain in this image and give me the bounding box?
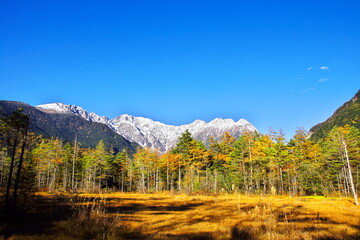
[36,103,257,153]
[109,115,257,152]
[36,103,110,126]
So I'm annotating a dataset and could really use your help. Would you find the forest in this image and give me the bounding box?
[1,109,359,208]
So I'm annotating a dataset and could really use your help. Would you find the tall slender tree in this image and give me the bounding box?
[1,108,30,209]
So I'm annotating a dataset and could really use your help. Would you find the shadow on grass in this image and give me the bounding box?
[0,194,206,240]
[0,195,73,239]
[106,202,205,215]
[230,223,360,240]
[165,232,214,240]
[230,201,360,240]
[230,226,255,240]
[0,194,153,240]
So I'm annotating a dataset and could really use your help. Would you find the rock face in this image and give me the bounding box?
[36,103,258,153]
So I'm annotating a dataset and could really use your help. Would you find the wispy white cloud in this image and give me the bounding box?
[302,87,315,93]
[319,66,329,70]
[306,67,313,70]
[319,78,329,82]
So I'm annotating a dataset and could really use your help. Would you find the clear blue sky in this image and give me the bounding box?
[1,0,359,138]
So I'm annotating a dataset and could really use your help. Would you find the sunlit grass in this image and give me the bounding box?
[2,192,360,239]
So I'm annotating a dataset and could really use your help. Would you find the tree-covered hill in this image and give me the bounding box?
[0,100,138,153]
[310,90,360,140]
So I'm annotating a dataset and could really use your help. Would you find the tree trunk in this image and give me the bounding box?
[121,173,124,192]
[343,140,359,205]
[205,166,208,193]
[156,168,159,192]
[343,167,350,198]
[280,167,284,195]
[141,168,145,193]
[12,118,30,208]
[166,162,169,191]
[4,136,18,209]
[214,169,218,193]
[129,168,133,192]
[72,135,77,191]
[178,160,181,192]
[63,161,68,191]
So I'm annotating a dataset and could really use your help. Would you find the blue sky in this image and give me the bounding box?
[1,0,359,138]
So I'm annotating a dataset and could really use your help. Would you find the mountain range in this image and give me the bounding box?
[36,103,257,152]
[2,89,358,153]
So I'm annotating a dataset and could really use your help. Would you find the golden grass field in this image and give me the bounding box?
[1,192,360,239]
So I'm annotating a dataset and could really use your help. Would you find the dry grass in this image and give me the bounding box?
[1,192,360,239]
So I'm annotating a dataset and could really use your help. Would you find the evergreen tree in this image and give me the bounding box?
[1,108,30,209]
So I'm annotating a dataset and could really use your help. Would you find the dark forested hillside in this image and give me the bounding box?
[0,100,138,153]
[310,90,360,140]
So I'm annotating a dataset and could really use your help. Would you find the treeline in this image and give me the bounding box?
[1,110,359,208]
[130,127,359,201]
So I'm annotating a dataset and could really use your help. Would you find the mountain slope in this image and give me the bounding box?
[36,103,258,153]
[310,90,360,140]
[0,101,138,153]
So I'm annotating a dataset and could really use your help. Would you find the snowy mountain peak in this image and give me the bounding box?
[193,119,206,124]
[188,119,207,128]
[36,103,71,113]
[237,118,251,125]
[209,118,235,125]
[113,114,134,123]
[36,103,110,126]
